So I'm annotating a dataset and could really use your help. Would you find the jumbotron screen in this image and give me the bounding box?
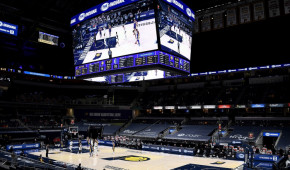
[157,0,194,60]
[72,0,158,66]
[38,32,59,46]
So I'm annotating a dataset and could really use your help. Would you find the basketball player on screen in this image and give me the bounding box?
[133,18,138,39]
[133,18,138,30]
[108,24,112,37]
[177,41,180,53]
[123,25,127,39]
[99,27,103,38]
[116,32,119,46]
[135,29,140,46]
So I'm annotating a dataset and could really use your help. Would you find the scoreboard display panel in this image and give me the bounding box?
[38,32,59,46]
[89,62,100,73]
[75,51,190,77]
[135,57,145,66]
[119,56,134,68]
[147,55,158,64]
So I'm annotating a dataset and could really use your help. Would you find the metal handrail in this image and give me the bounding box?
[0,150,66,170]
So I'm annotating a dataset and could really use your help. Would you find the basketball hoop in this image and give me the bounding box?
[69,126,78,137]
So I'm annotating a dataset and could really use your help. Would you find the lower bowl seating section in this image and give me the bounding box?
[220,126,265,143]
[103,125,123,136]
[164,125,216,142]
[76,121,124,136]
[119,118,184,138]
[133,123,171,138]
[119,123,152,136]
[276,127,290,149]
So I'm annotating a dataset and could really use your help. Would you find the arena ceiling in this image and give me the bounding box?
[1,0,289,74]
[0,0,235,32]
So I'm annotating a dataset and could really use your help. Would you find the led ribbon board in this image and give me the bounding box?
[71,0,142,26]
[0,20,18,36]
[263,132,280,137]
[75,51,190,77]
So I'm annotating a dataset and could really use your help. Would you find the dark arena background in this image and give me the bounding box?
[0,0,290,169]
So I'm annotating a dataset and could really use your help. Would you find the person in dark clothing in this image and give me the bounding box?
[108,48,112,59]
[20,150,25,157]
[279,148,284,157]
[272,147,276,155]
[46,144,49,157]
[9,146,14,153]
[205,146,211,157]
[76,163,82,170]
[255,147,260,154]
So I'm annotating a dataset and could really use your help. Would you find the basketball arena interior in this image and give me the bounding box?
[0,0,290,169]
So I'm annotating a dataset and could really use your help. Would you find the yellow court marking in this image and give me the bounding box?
[124,156,149,162]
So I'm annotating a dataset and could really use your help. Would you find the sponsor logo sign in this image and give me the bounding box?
[0,20,18,36]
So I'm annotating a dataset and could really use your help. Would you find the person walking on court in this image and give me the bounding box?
[94,139,99,156]
[78,141,82,154]
[69,140,73,152]
[46,144,49,158]
[89,138,93,157]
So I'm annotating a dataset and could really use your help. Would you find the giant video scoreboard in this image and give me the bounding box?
[72,0,194,83]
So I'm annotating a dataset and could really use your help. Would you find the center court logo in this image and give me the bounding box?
[211,161,226,165]
[124,156,150,162]
[103,155,150,162]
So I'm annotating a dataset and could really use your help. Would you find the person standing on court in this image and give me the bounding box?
[78,141,82,154]
[89,138,93,157]
[46,144,49,157]
[112,140,115,154]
